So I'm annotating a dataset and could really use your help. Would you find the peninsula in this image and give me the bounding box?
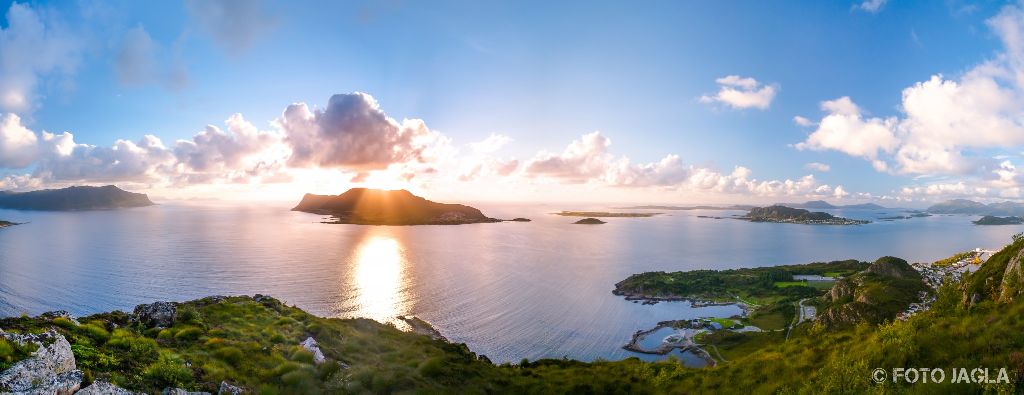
[739,205,869,225]
[0,185,153,211]
[291,188,501,225]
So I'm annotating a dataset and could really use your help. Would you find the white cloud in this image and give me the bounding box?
[0,114,39,168]
[795,97,900,162]
[523,131,850,199]
[797,3,1024,185]
[805,162,831,172]
[854,0,888,13]
[280,92,450,174]
[0,3,83,113]
[793,116,815,127]
[700,75,778,110]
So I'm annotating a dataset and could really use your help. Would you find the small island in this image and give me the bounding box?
[573,218,607,224]
[0,185,154,211]
[510,218,532,222]
[291,188,501,225]
[739,205,869,225]
[0,220,16,228]
[972,215,1024,225]
[555,211,658,217]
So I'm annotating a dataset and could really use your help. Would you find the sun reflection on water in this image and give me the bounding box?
[353,237,406,324]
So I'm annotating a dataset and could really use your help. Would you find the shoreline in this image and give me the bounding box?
[622,320,717,367]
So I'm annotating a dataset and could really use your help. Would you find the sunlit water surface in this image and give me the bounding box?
[0,204,1017,364]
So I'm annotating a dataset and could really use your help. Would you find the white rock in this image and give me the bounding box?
[217,381,245,395]
[299,337,326,365]
[0,330,78,393]
[76,380,145,395]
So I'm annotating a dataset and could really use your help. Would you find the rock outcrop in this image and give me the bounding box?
[77,380,144,394]
[162,388,211,395]
[300,337,326,365]
[999,246,1024,303]
[133,301,178,328]
[0,330,81,394]
[217,381,245,395]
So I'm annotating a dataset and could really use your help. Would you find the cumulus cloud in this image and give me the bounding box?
[699,75,778,110]
[805,162,831,172]
[523,131,849,199]
[0,114,39,168]
[183,0,274,55]
[280,92,450,173]
[796,3,1024,184]
[0,3,83,113]
[854,0,888,13]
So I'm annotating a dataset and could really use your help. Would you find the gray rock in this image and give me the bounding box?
[133,301,178,328]
[77,380,144,395]
[217,381,245,395]
[299,337,326,365]
[0,330,78,393]
[161,388,211,395]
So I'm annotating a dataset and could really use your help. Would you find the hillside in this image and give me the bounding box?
[742,205,869,225]
[291,188,500,225]
[0,186,153,211]
[973,216,1024,225]
[817,256,930,327]
[4,242,1024,393]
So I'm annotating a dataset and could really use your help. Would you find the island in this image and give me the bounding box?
[0,220,16,228]
[573,218,607,224]
[510,218,532,222]
[0,185,153,211]
[972,215,1024,225]
[555,211,658,217]
[291,188,501,225]
[739,205,869,225]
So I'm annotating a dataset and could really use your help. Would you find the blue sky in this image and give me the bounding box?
[0,0,1022,204]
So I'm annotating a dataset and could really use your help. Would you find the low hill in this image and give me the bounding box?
[973,215,1024,225]
[0,185,153,211]
[292,188,499,225]
[817,256,929,327]
[742,205,869,225]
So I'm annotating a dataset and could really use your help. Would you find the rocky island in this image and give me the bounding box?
[573,218,607,224]
[555,211,658,218]
[291,188,501,225]
[972,215,1024,225]
[0,185,154,211]
[739,205,869,225]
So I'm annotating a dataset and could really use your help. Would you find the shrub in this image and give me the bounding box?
[176,306,202,325]
[173,327,203,342]
[52,317,76,328]
[213,346,244,366]
[107,329,159,370]
[80,324,111,343]
[144,354,194,389]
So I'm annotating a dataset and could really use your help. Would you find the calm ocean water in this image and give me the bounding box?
[0,203,1018,364]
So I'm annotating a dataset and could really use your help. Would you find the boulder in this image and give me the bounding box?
[77,380,144,395]
[300,337,326,365]
[133,301,178,328]
[38,311,80,326]
[217,381,245,395]
[1000,247,1024,302]
[0,330,79,393]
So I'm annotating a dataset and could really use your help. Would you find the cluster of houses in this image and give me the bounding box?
[899,248,993,320]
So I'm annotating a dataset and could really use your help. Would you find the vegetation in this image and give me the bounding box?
[973,215,1024,225]
[613,260,866,305]
[817,257,930,327]
[4,243,1024,393]
[934,251,973,266]
[742,205,870,225]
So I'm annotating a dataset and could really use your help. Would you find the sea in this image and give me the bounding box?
[0,203,1017,365]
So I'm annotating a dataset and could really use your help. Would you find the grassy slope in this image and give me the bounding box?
[3,248,1024,393]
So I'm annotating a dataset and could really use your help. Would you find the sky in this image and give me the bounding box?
[0,0,1022,205]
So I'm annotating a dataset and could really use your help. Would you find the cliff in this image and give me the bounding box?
[0,185,153,211]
